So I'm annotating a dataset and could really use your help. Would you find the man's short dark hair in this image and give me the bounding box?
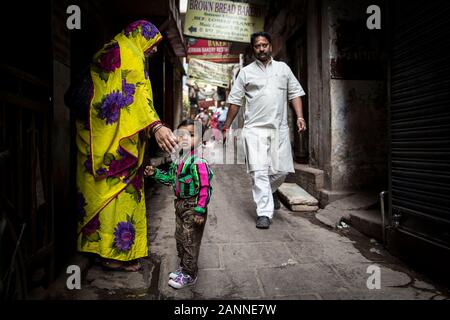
[250,32,272,46]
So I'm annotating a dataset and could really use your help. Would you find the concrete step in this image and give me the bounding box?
[285,163,352,207]
[315,192,383,242]
[278,183,319,212]
[347,209,383,242]
[285,163,324,201]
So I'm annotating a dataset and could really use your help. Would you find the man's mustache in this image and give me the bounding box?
[257,52,269,57]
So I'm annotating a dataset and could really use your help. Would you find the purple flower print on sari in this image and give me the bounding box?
[124,20,159,40]
[116,146,127,158]
[141,22,159,40]
[81,214,100,237]
[84,154,106,177]
[94,80,136,125]
[124,21,141,36]
[96,167,108,176]
[108,152,137,178]
[84,155,93,173]
[98,42,121,73]
[97,146,138,182]
[77,192,87,220]
[97,91,124,124]
[114,221,135,252]
[131,167,144,202]
[122,79,136,106]
[124,166,144,203]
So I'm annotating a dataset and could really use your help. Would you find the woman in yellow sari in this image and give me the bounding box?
[75,20,177,271]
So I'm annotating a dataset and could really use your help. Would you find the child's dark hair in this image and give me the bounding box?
[177,119,196,129]
[177,119,205,136]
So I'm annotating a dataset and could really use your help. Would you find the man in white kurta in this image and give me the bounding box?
[224,32,307,229]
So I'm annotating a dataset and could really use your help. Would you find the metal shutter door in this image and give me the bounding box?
[390,0,450,249]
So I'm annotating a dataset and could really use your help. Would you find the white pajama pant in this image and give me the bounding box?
[250,170,287,219]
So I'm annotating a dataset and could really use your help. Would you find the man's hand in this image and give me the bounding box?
[290,97,306,132]
[155,126,178,153]
[221,125,229,136]
[222,104,240,135]
[297,118,307,132]
[221,125,230,144]
[194,214,205,225]
[144,165,156,177]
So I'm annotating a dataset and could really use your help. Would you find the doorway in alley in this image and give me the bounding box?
[288,29,309,164]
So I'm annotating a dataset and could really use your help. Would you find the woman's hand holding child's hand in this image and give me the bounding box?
[144,165,155,177]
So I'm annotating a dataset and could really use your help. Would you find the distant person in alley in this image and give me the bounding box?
[216,101,228,131]
[144,119,213,289]
[67,20,178,272]
[223,31,307,229]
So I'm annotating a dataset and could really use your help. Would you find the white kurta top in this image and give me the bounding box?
[227,58,305,173]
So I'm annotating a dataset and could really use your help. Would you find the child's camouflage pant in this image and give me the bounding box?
[174,197,207,278]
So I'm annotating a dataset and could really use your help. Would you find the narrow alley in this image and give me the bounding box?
[149,164,449,300]
[52,162,449,300]
[1,0,449,304]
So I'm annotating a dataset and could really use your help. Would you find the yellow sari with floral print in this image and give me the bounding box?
[76,21,162,261]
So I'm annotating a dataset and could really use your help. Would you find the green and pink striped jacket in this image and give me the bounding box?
[152,151,213,215]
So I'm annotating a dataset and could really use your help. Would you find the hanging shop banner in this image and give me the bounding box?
[188,58,236,88]
[187,38,239,63]
[184,0,265,43]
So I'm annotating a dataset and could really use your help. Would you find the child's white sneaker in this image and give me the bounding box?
[168,266,183,280]
[168,272,197,289]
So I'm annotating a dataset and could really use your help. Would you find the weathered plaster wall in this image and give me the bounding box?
[263,0,388,197]
[327,0,388,191]
[330,80,387,190]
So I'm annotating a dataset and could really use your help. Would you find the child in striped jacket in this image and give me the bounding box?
[144,119,213,289]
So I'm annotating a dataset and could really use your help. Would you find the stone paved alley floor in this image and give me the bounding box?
[50,164,450,300]
[151,164,449,300]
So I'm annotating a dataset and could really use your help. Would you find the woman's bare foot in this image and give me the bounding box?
[101,258,142,272]
[125,260,142,272]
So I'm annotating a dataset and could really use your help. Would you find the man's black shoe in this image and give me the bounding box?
[256,216,271,229]
[273,192,281,210]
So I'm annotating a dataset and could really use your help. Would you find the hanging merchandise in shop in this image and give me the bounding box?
[188,58,237,88]
[187,38,239,63]
[184,0,265,43]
